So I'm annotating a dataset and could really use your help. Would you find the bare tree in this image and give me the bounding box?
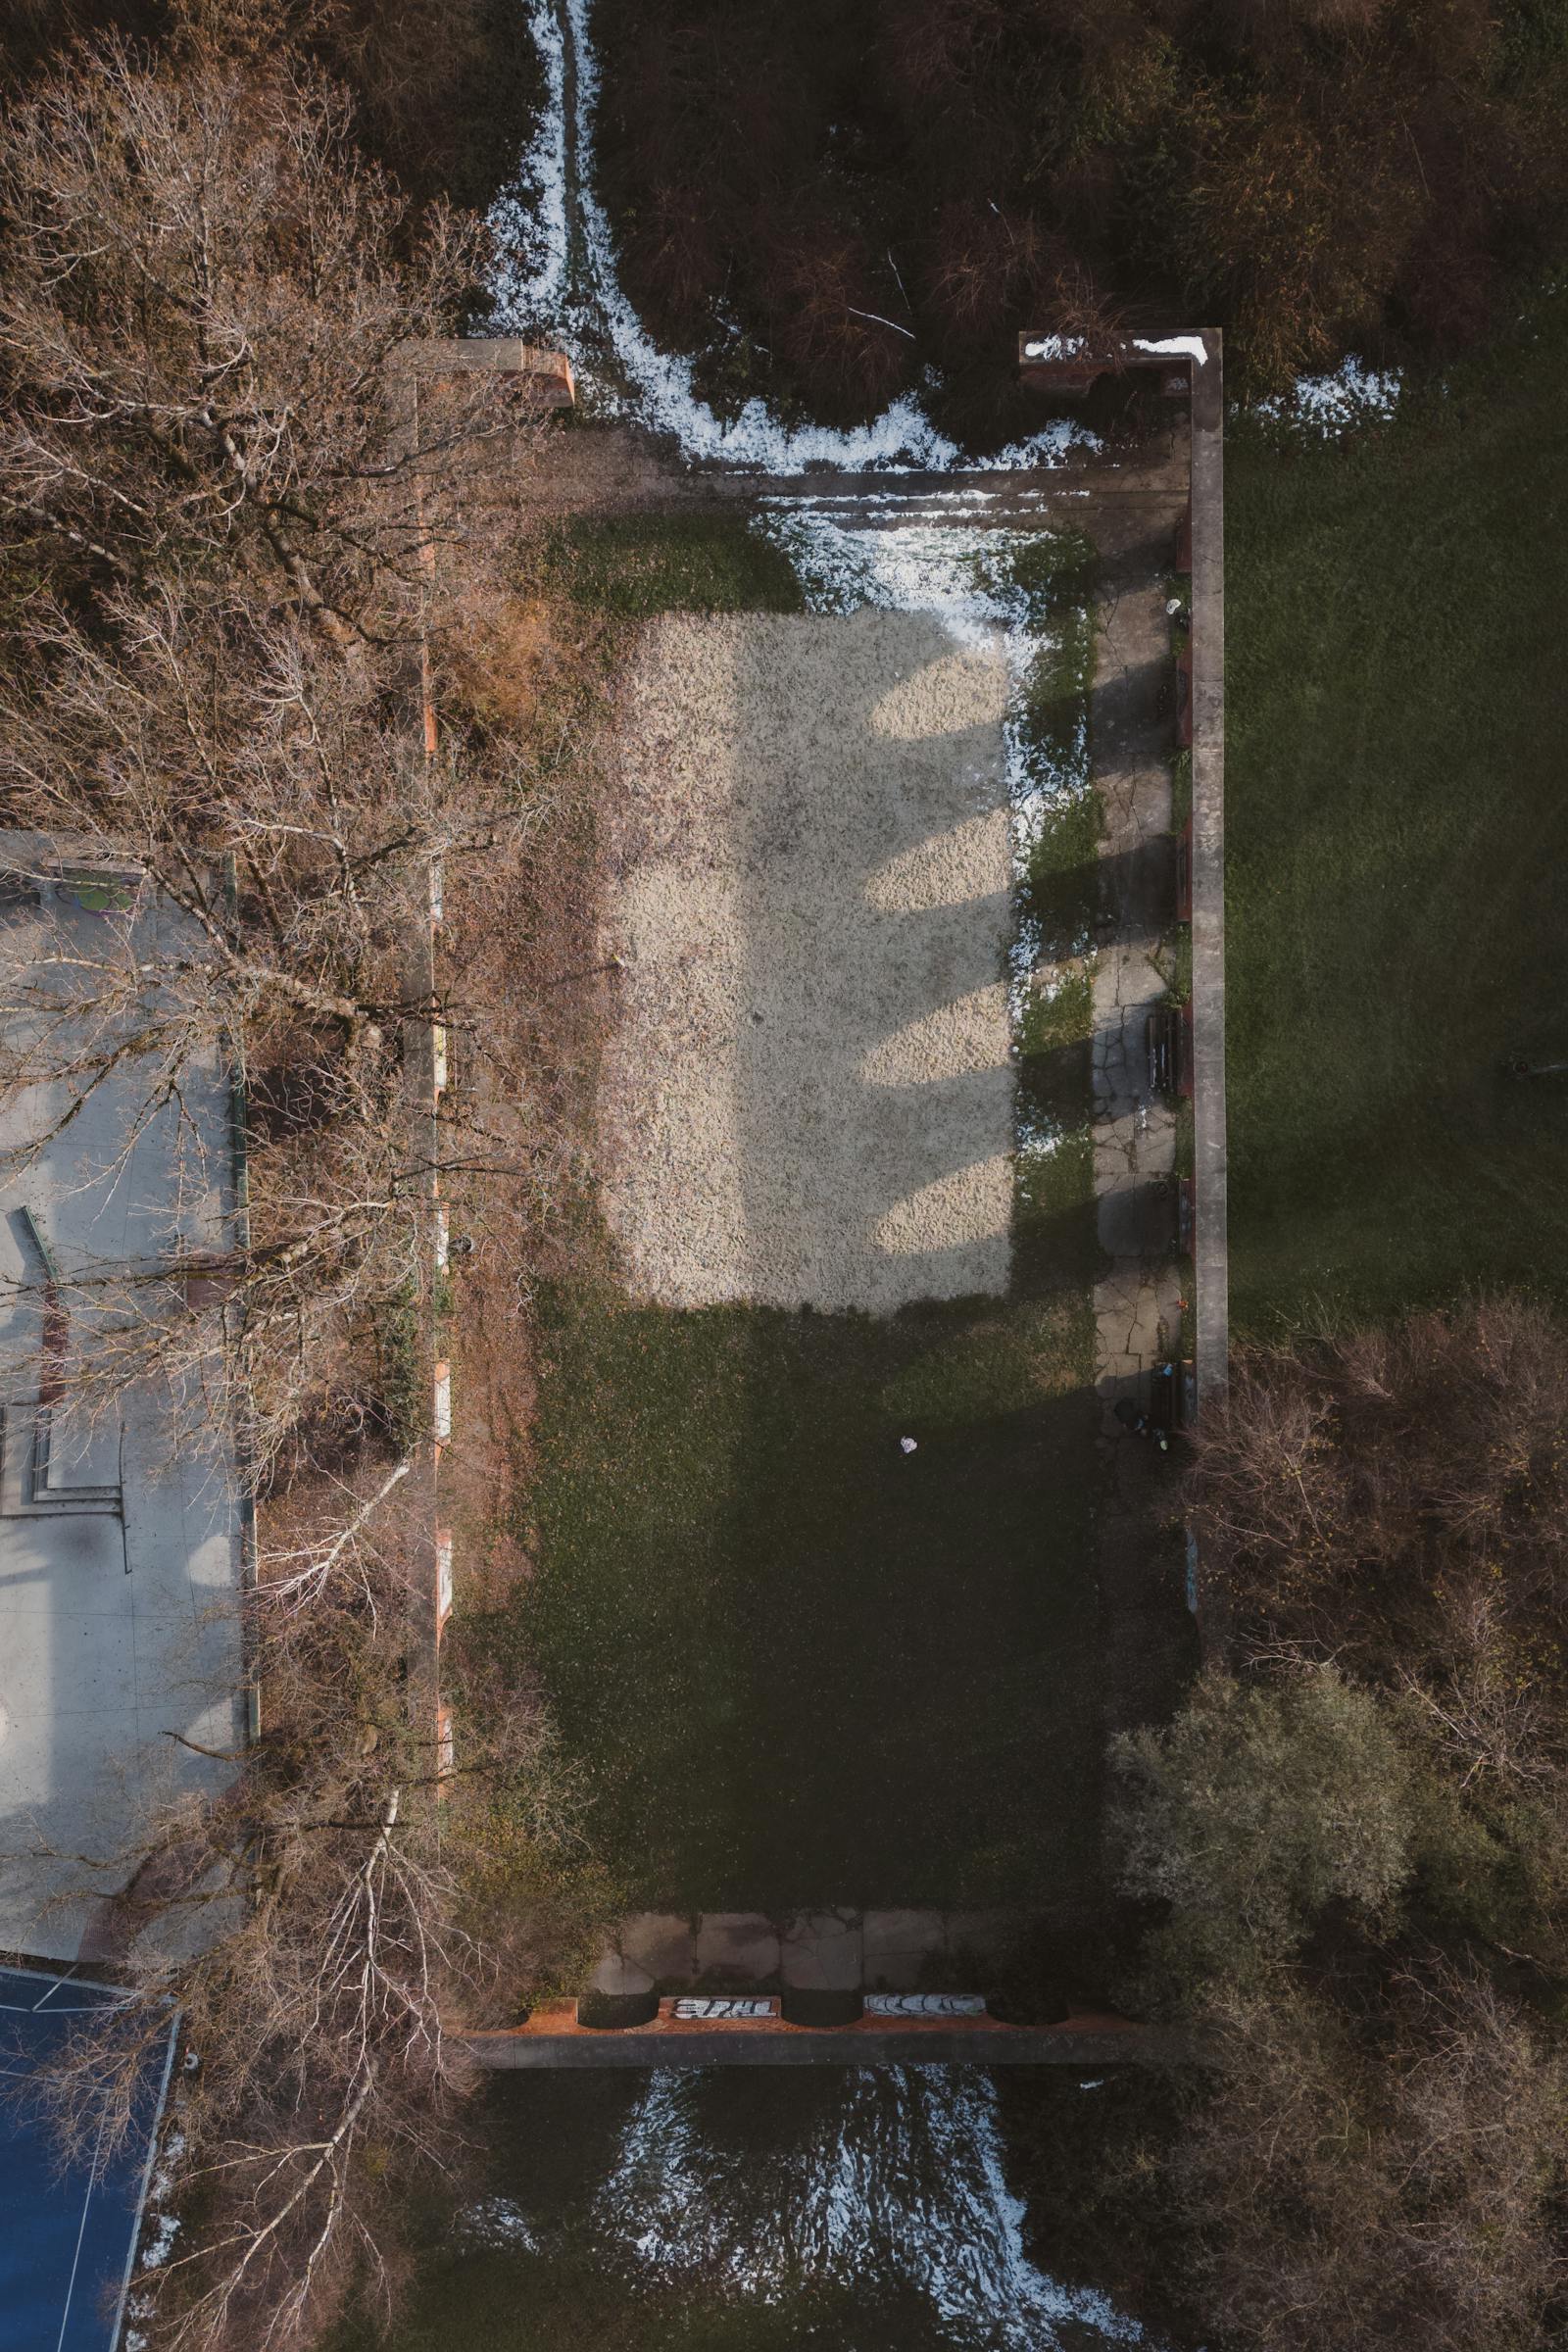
[34,1505,584,2352]
[0,29,591,2349]
[1159,1960,1568,2352]
[1185,1300,1568,1791]
[0,31,535,636]
[0,26,573,1484]
[0,588,564,1479]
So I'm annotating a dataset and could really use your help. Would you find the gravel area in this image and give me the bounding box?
[599,610,1014,1311]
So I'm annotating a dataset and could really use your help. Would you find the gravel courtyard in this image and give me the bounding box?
[599,610,1015,1312]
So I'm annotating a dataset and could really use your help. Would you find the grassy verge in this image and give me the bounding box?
[1014,965,1099,1298]
[484,1256,1099,1911]
[1227,289,1568,1330]
[988,527,1103,1303]
[537,511,807,618]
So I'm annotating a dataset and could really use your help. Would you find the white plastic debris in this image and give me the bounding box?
[900,1437,918,1455]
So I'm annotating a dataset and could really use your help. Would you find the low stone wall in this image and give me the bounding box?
[467,1998,1162,2071]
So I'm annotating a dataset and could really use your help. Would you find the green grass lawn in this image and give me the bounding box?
[538,508,807,616]
[492,1273,1098,1912]
[1226,291,1568,1331]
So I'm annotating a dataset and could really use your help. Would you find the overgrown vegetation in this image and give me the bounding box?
[0,24,595,2347]
[1102,1300,1568,2351]
[0,0,542,222]
[592,0,1568,429]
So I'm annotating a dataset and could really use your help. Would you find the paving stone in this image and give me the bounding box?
[861,1908,947,1988]
[780,1909,864,1990]
[693,1913,781,1984]
[588,1948,656,1997]
[617,1912,699,1985]
[1099,1182,1161,1259]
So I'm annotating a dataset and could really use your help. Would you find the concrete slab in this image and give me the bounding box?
[694,1913,781,1984]
[862,1908,947,1987]
[943,1909,1018,1967]
[588,1947,656,1998]
[616,1913,699,1985]
[780,1909,863,1990]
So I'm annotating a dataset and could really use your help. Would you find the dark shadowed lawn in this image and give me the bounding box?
[499,1276,1100,1912]
[1226,289,1568,1330]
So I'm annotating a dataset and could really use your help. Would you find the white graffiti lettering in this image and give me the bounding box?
[864,1993,987,2018]
[669,1996,779,2021]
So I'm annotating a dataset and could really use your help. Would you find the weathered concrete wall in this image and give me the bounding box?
[467,1998,1166,2070]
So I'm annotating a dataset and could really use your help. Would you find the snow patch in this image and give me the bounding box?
[462,2195,541,2251]
[592,2066,1147,2346]
[1132,336,1208,366]
[140,2210,180,2269]
[486,0,569,329]
[486,0,1100,471]
[1022,336,1088,361]
[1255,355,1402,437]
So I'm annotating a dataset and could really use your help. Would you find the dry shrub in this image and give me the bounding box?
[928,202,1053,338]
[1166,1961,1568,2352]
[766,214,918,416]
[1187,1299,1568,1786]
[1167,91,1422,384]
[591,0,1568,413]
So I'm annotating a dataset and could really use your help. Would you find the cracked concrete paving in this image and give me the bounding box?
[588,1908,1016,1997]
[1091,562,1184,1409]
[1084,511,1197,1743]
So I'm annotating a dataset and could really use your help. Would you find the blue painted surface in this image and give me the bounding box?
[0,1968,175,2352]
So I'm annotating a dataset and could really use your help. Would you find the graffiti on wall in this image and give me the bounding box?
[668,1996,780,2021]
[864,1993,987,2018]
